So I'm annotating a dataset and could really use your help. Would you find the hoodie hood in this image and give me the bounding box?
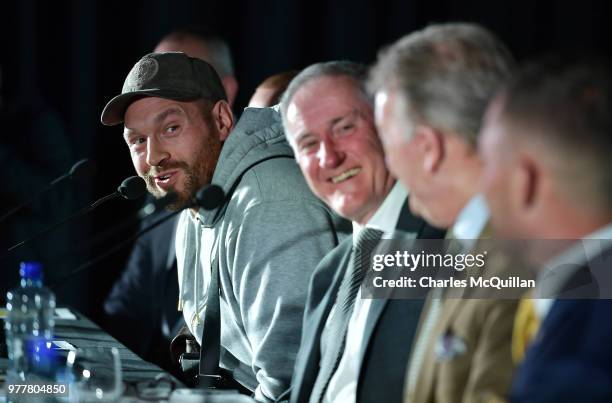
[199,106,294,226]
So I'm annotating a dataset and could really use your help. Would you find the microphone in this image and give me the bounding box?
[90,176,148,209]
[90,184,221,246]
[195,184,226,210]
[51,184,225,288]
[136,184,224,218]
[69,159,98,181]
[0,159,97,225]
[3,176,146,256]
[118,176,148,200]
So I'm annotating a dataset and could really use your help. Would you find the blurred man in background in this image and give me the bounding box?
[480,54,612,403]
[248,70,297,108]
[369,23,518,403]
[155,29,239,107]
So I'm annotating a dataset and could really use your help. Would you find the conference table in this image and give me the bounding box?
[54,307,182,388]
[1,307,253,402]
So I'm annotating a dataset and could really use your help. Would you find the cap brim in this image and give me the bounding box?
[100,88,200,126]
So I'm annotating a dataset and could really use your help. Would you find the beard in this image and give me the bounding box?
[143,133,222,212]
[143,161,199,211]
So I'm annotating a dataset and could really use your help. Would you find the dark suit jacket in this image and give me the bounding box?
[103,210,184,373]
[288,200,445,403]
[511,253,612,403]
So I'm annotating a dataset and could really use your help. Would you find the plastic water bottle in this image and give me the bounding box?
[4,262,56,382]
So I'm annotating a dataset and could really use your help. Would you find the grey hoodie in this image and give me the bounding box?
[176,106,347,401]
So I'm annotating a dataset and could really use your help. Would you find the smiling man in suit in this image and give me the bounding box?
[369,23,518,403]
[280,61,444,403]
[479,54,612,403]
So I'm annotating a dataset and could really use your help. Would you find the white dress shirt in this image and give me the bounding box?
[176,210,214,345]
[323,182,408,403]
[452,194,489,252]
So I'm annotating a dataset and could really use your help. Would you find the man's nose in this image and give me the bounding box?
[146,138,170,167]
[317,138,344,169]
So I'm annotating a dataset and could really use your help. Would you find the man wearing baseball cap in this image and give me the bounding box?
[102,52,346,401]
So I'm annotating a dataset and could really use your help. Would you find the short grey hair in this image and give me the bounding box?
[280,61,369,144]
[501,54,612,212]
[160,31,235,78]
[368,23,515,147]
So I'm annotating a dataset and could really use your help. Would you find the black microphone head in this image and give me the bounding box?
[195,185,225,210]
[69,159,97,180]
[118,176,147,200]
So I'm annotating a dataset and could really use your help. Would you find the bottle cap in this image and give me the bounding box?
[19,261,43,281]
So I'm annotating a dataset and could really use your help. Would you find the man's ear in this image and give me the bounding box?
[516,155,539,210]
[416,125,445,174]
[212,100,234,141]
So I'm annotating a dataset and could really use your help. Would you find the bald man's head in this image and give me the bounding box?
[248,71,298,108]
[155,31,238,107]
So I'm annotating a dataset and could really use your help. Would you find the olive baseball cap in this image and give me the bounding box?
[101,52,227,126]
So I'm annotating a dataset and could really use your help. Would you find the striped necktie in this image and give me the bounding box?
[309,227,384,403]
